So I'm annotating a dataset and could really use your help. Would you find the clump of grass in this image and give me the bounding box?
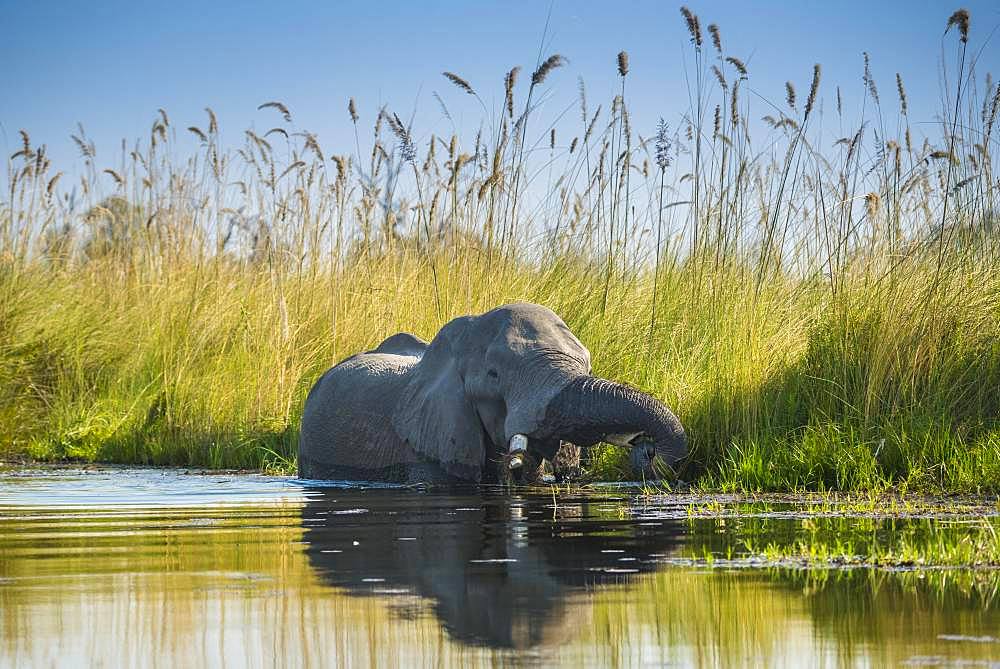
[0,8,997,491]
[758,518,1000,568]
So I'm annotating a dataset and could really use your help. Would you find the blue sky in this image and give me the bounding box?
[2,1,999,173]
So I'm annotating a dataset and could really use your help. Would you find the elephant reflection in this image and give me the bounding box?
[300,489,682,648]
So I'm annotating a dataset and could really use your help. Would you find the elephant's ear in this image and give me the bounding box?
[392,322,487,481]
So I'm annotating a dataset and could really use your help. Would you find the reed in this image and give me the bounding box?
[0,8,997,491]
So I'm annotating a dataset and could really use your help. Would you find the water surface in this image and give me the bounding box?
[1,468,998,667]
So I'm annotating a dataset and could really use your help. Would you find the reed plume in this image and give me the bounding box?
[730,79,740,126]
[442,71,475,96]
[804,64,821,120]
[505,66,521,118]
[258,101,292,123]
[863,53,879,104]
[584,106,601,143]
[617,51,629,77]
[205,107,218,134]
[680,6,702,47]
[726,56,747,78]
[103,169,124,187]
[712,65,727,92]
[46,172,62,196]
[654,119,672,170]
[987,85,1000,139]
[708,23,722,53]
[946,8,970,43]
[532,54,566,86]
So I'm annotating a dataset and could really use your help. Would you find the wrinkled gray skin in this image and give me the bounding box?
[298,303,686,483]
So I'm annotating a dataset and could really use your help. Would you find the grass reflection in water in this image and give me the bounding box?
[1,479,998,667]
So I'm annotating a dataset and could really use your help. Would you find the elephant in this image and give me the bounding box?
[301,487,685,649]
[298,302,686,483]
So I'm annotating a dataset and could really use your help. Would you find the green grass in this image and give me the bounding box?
[682,511,1000,569]
[1,8,998,491]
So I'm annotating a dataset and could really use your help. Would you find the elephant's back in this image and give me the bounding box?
[298,352,419,480]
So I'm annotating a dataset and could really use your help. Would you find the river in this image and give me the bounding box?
[1,467,998,667]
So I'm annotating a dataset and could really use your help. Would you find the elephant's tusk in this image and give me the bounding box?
[508,434,528,469]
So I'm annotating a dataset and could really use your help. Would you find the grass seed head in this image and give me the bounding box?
[680,6,702,48]
[946,8,970,43]
[505,66,521,117]
[805,64,821,120]
[443,71,475,96]
[726,56,747,78]
[708,23,722,53]
[258,101,292,123]
[532,54,566,86]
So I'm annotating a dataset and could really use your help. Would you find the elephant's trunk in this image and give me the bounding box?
[540,376,686,472]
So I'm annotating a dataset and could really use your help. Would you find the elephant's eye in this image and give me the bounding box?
[487,369,499,379]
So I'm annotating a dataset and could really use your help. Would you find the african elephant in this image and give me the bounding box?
[298,303,686,482]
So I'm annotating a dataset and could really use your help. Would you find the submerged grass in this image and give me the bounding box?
[1,8,999,491]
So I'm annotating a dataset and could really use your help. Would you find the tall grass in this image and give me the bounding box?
[1,8,998,490]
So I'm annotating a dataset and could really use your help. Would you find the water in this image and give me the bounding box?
[1,468,998,668]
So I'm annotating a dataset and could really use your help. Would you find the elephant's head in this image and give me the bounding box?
[392,303,686,481]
